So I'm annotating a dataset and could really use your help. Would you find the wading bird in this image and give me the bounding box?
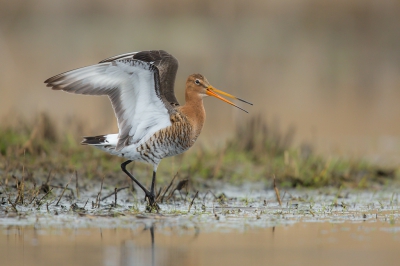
[45,50,252,210]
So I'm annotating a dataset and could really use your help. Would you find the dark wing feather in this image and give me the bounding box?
[100,50,180,108]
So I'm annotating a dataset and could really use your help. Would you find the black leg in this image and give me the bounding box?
[121,160,160,212]
[121,160,151,196]
[150,171,156,198]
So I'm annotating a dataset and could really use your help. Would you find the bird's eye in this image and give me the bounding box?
[195,79,200,85]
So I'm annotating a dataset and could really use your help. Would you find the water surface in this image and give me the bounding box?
[2,220,399,266]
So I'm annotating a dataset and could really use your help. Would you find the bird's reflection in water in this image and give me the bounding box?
[116,222,200,266]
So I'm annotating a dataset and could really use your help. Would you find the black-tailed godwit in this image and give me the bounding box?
[45,50,252,210]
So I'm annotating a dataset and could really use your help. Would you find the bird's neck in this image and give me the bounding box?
[180,91,206,137]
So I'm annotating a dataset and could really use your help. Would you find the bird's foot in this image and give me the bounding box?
[145,195,160,213]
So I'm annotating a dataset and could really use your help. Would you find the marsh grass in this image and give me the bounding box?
[174,114,398,189]
[0,112,398,200]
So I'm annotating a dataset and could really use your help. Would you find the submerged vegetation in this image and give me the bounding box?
[0,113,398,195]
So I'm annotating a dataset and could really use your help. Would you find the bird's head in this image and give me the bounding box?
[186,74,252,113]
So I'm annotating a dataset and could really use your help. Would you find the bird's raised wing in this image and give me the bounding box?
[100,50,180,108]
[45,59,172,151]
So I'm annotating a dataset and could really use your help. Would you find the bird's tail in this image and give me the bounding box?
[81,134,118,146]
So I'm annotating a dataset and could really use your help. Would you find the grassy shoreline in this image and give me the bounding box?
[1,113,398,194]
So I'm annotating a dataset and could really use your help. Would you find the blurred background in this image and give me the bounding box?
[1,0,400,165]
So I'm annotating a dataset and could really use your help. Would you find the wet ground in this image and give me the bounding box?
[1,184,399,265]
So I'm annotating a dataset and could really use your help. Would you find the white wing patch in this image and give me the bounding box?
[45,59,172,150]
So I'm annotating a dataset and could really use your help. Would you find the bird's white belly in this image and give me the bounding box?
[95,131,193,165]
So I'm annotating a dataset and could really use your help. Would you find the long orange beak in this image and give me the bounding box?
[206,86,253,113]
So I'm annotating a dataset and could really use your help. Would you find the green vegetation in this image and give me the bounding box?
[175,115,398,188]
[0,113,398,191]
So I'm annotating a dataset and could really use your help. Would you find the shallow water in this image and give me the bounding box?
[1,187,399,265]
[1,221,400,266]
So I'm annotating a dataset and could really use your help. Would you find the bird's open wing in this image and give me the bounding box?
[100,50,180,108]
[45,59,171,151]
